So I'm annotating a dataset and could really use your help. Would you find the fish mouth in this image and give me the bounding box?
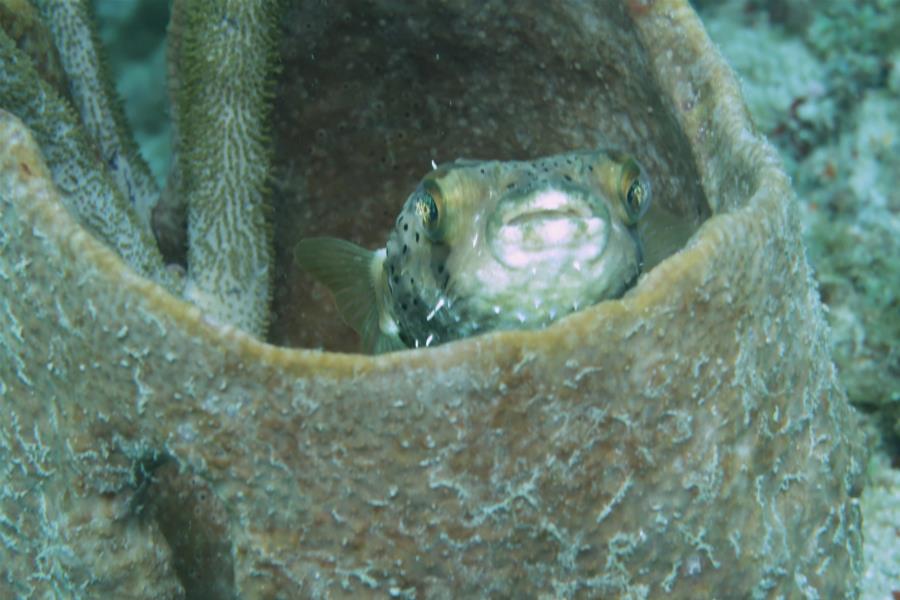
[505,205,591,227]
[499,188,594,226]
[489,187,610,269]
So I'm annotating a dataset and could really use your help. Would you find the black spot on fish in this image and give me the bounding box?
[506,182,515,190]
[437,264,444,274]
[401,302,408,311]
[393,275,399,284]
[403,223,408,231]
[410,277,415,285]
[403,244,408,254]
[588,165,594,172]
[564,174,572,181]
[480,168,485,174]
[415,232,420,243]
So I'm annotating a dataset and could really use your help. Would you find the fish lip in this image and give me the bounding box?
[505,206,591,226]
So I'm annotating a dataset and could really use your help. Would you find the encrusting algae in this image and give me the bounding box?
[0,1,866,597]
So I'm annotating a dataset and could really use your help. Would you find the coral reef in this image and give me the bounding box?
[699,0,899,440]
[0,0,866,597]
[697,3,900,597]
[859,450,900,594]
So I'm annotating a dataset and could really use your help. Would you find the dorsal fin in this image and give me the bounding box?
[294,237,404,353]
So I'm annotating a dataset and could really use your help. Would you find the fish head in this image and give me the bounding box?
[383,150,651,347]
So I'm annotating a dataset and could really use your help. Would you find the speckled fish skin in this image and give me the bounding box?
[383,148,651,349]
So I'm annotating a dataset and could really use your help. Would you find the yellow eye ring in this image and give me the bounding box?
[619,158,650,225]
[416,180,444,236]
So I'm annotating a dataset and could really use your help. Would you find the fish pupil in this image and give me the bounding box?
[426,195,438,225]
[627,181,643,214]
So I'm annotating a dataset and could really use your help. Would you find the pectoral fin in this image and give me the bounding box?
[294,237,403,354]
[373,331,407,354]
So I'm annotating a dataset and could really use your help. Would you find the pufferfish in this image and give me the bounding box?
[295,148,651,353]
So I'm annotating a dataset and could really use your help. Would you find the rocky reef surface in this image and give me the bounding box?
[0,0,874,596]
[694,2,900,596]
[697,0,899,451]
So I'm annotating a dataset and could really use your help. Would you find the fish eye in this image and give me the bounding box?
[619,158,651,225]
[418,193,438,226]
[416,180,443,236]
[626,179,645,215]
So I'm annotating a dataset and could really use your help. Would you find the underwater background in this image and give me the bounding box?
[91,0,897,596]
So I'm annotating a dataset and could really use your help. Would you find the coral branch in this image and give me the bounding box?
[32,0,159,236]
[0,30,176,290]
[176,0,281,336]
[0,0,69,101]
